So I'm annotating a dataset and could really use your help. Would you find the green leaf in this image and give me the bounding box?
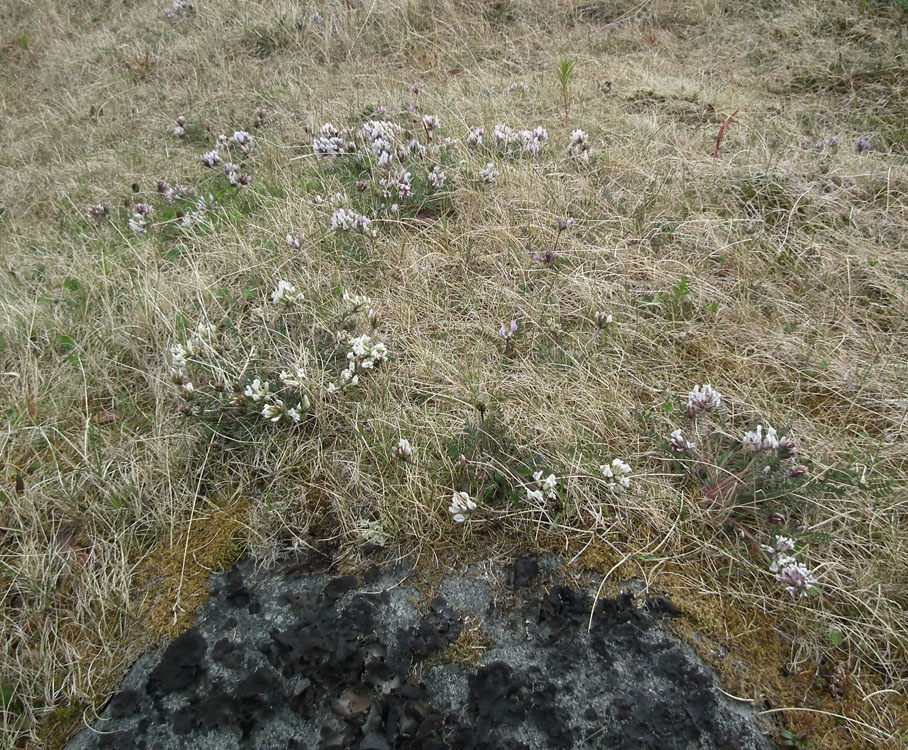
[828,629,845,647]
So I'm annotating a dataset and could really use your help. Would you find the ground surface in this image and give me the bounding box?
[65,555,773,749]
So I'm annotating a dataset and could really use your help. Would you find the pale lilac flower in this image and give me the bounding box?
[409,83,420,94]
[128,217,147,234]
[200,150,221,167]
[533,248,558,265]
[87,204,106,219]
[556,217,575,232]
[497,320,517,340]
[776,562,815,598]
[478,162,499,184]
[131,203,153,218]
[448,491,476,523]
[686,384,721,418]
[467,127,484,147]
[379,170,412,199]
[777,434,796,459]
[428,166,446,189]
[286,234,301,248]
[422,114,440,135]
[853,138,872,153]
[228,170,251,187]
[815,136,839,151]
[567,129,591,160]
[493,123,514,146]
[164,0,193,19]
[173,115,186,138]
[330,208,376,236]
[393,438,412,460]
[669,428,695,454]
[179,382,195,400]
[761,536,796,573]
[230,130,253,152]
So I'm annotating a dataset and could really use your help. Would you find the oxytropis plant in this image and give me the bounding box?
[668,384,816,598]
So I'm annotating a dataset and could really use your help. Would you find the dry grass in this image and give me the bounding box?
[1,0,907,747]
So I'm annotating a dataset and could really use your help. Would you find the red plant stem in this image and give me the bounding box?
[713,109,739,159]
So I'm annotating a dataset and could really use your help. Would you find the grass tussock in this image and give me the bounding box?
[1,0,907,747]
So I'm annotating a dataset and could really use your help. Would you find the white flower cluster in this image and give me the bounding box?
[497,319,517,340]
[492,123,548,155]
[172,115,186,138]
[279,366,307,388]
[761,536,815,598]
[181,193,215,229]
[270,280,305,306]
[567,129,591,161]
[526,471,558,503]
[327,333,388,394]
[686,384,721,418]
[244,378,270,402]
[185,322,216,356]
[169,343,189,376]
[742,424,780,453]
[361,120,401,168]
[379,170,413,199]
[244,377,309,424]
[449,491,477,523]
[478,162,499,184]
[167,322,217,386]
[312,123,350,160]
[600,458,632,489]
[342,290,373,309]
[330,208,376,237]
[392,438,412,460]
[164,0,193,20]
[741,424,796,457]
